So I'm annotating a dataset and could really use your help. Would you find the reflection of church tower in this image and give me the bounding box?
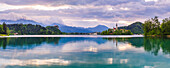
[116,40,118,47]
[116,23,118,30]
[113,39,118,47]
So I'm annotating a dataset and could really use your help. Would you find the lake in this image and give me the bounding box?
[0,36,170,68]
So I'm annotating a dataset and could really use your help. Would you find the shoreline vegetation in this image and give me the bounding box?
[0,22,9,36]
[0,23,62,36]
[143,16,170,37]
[101,29,133,35]
[0,35,144,38]
[0,16,170,37]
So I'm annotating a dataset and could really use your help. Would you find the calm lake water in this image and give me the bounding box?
[0,37,170,68]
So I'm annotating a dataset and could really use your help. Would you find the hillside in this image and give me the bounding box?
[51,23,109,33]
[0,19,109,33]
[7,24,61,35]
[0,19,143,34]
[119,22,143,34]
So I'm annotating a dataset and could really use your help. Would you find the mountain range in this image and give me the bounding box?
[0,19,109,33]
[0,19,143,34]
[50,23,108,33]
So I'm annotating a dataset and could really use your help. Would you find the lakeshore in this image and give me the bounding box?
[0,35,144,38]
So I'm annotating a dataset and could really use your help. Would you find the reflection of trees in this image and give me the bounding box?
[104,37,170,56]
[143,38,161,56]
[0,37,60,49]
[0,38,9,49]
[160,39,170,54]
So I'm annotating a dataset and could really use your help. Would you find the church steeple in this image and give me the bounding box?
[116,23,118,30]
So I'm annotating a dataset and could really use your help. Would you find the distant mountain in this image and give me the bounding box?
[119,22,143,34]
[0,19,45,26]
[87,25,109,32]
[0,19,109,33]
[51,23,109,33]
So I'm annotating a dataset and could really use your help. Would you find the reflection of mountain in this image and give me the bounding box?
[0,19,109,33]
[58,37,107,45]
[1,37,170,68]
[1,37,170,56]
[0,37,107,49]
[124,38,144,48]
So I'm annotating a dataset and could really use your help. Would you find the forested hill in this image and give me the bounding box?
[7,24,62,35]
[119,22,143,34]
[0,19,109,33]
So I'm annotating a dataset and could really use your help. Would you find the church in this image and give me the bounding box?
[108,23,128,34]
[108,23,118,33]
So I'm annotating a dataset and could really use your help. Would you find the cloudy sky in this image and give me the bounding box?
[0,0,170,28]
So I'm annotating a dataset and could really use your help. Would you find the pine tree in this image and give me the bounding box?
[3,22,7,34]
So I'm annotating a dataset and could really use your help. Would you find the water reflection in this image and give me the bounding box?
[105,38,170,56]
[0,37,170,68]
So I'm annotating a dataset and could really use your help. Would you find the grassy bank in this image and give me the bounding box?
[146,35,170,38]
[0,34,8,36]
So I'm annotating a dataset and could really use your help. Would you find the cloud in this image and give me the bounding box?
[0,3,71,11]
[145,0,158,2]
[0,12,28,20]
[0,0,170,27]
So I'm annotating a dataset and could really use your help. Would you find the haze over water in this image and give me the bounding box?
[0,37,170,68]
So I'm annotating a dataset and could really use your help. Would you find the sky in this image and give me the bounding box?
[0,0,170,28]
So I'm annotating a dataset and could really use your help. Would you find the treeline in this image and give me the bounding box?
[4,23,62,35]
[143,16,170,36]
[101,29,133,35]
[0,22,9,35]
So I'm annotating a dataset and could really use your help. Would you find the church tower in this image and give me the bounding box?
[116,23,118,30]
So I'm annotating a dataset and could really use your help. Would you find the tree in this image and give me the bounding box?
[0,25,4,34]
[6,24,61,35]
[161,17,170,35]
[143,16,161,36]
[3,22,7,34]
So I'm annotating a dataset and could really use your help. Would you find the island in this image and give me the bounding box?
[101,23,133,35]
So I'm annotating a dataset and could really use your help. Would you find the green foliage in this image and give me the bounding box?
[0,22,9,35]
[0,25,4,34]
[101,30,108,35]
[46,26,62,35]
[143,16,170,36]
[101,29,133,35]
[161,18,170,35]
[3,22,7,34]
[6,24,62,35]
